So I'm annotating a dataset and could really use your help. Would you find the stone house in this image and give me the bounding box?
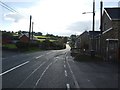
[74,31,89,53]
[74,31,100,55]
[101,7,120,62]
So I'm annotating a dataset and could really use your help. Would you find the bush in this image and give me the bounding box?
[39,39,66,50]
[16,42,29,50]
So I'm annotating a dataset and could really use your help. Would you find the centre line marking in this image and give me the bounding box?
[46,52,51,54]
[0,61,29,76]
[35,55,43,59]
[64,65,66,68]
[66,84,70,90]
[64,70,67,77]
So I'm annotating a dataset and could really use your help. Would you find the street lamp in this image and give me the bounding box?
[82,0,95,57]
[82,12,93,14]
[82,0,95,32]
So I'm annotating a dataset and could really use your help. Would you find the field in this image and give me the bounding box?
[34,35,57,42]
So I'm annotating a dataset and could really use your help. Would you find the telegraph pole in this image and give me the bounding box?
[32,22,34,41]
[91,0,95,57]
[29,15,32,42]
[93,0,95,32]
[100,0,103,33]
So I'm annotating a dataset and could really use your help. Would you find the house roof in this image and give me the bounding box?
[105,7,120,20]
[19,33,38,40]
[89,31,101,37]
[76,31,88,39]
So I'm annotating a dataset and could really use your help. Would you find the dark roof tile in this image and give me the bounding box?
[105,8,120,20]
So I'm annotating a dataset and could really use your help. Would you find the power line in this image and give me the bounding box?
[0,1,28,17]
[0,0,29,18]
[0,1,18,13]
[0,3,15,13]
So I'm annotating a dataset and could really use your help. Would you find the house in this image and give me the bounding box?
[19,33,38,43]
[74,31,100,55]
[88,31,101,52]
[75,31,89,53]
[101,7,120,62]
[2,31,13,44]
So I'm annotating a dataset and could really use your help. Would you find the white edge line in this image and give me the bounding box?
[67,60,80,88]
[0,61,29,76]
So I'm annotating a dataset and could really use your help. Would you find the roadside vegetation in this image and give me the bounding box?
[71,53,103,62]
[2,30,68,52]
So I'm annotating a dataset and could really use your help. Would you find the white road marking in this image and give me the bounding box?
[12,55,17,57]
[26,54,30,55]
[35,55,43,59]
[64,61,65,63]
[18,61,46,88]
[67,60,80,88]
[72,60,75,63]
[64,70,68,77]
[46,52,51,54]
[66,84,70,90]
[64,65,66,68]
[35,63,52,87]
[87,79,90,82]
[34,59,58,88]
[0,61,29,76]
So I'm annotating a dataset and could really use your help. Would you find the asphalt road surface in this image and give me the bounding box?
[1,45,119,89]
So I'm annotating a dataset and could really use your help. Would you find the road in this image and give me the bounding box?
[1,44,119,89]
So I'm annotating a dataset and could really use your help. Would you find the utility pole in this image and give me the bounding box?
[32,22,34,41]
[100,1,103,56]
[100,0,103,33]
[29,15,32,42]
[91,0,95,57]
[93,0,95,32]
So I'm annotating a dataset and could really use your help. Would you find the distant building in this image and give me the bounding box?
[75,31,89,51]
[74,31,100,54]
[2,31,13,44]
[19,33,38,43]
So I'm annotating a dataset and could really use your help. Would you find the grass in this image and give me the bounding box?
[73,54,103,62]
[34,35,49,39]
[24,47,42,53]
[37,39,46,42]
[3,44,17,49]
[35,35,57,42]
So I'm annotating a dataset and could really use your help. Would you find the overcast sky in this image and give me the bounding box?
[0,0,119,36]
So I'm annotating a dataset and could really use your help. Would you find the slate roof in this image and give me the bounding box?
[105,8,120,20]
[89,31,101,37]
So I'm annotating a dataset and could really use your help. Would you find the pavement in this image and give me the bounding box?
[1,44,119,89]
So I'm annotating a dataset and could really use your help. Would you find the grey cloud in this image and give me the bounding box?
[66,20,100,33]
[4,13,23,22]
